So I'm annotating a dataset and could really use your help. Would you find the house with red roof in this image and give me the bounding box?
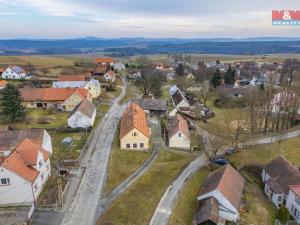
[0,138,51,206]
[119,103,151,150]
[20,88,92,112]
[94,57,116,65]
[167,114,190,149]
[287,185,300,223]
[0,80,7,90]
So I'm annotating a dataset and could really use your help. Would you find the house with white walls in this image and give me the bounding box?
[0,129,52,160]
[286,185,300,223]
[195,164,245,224]
[68,99,96,128]
[0,138,51,206]
[1,65,31,80]
[168,114,190,149]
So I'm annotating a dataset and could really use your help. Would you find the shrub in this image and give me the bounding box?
[276,206,291,223]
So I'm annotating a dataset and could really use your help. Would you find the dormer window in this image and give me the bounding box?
[178,132,182,137]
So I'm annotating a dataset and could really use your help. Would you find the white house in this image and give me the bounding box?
[0,129,52,159]
[286,185,300,223]
[168,114,190,149]
[0,138,51,206]
[196,164,245,224]
[171,89,190,108]
[262,156,300,208]
[68,99,96,129]
[104,70,116,82]
[1,65,31,80]
[113,62,126,71]
[52,79,101,98]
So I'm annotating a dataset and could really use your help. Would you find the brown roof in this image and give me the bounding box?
[94,65,107,74]
[168,114,190,139]
[264,156,300,193]
[194,197,219,225]
[199,164,245,209]
[119,103,150,139]
[0,129,44,152]
[2,139,49,183]
[136,99,167,112]
[21,88,89,102]
[70,99,96,118]
[172,90,189,106]
[94,57,116,64]
[58,74,86,81]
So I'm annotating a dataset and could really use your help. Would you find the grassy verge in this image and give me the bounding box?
[169,168,210,225]
[229,137,300,168]
[97,150,193,225]
[120,84,139,105]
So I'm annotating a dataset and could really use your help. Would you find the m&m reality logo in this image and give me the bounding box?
[272,10,300,25]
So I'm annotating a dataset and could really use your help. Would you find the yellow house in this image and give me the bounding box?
[119,103,151,150]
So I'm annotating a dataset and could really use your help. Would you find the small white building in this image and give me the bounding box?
[262,156,300,208]
[52,79,101,98]
[196,164,245,224]
[286,185,300,223]
[171,89,190,108]
[1,66,31,80]
[113,62,126,71]
[0,138,51,206]
[168,114,190,149]
[104,70,116,82]
[68,99,96,129]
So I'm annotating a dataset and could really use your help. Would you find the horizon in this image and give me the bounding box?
[0,0,300,38]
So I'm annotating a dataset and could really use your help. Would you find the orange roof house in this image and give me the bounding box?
[2,138,49,183]
[119,103,150,150]
[0,80,7,89]
[94,57,116,65]
[20,88,91,112]
[57,74,86,82]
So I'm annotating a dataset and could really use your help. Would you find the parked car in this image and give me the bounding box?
[213,158,229,166]
[225,147,236,155]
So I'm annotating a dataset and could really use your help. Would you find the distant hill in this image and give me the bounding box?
[0,37,300,56]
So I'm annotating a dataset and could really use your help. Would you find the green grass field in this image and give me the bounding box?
[97,150,193,225]
[0,56,74,67]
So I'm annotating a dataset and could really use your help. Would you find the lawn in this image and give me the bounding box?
[0,108,68,129]
[169,168,210,225]
[104,149,151,193]
[101,86,122,100]
[120,84,139,105]
[97,150,193,225]
[229,137,300,168]
[50,131,89,162]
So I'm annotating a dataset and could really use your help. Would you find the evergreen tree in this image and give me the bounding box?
[175,64,185,76]
[224,65,235,85]
[210,69,222,88]
[0,84,25,122]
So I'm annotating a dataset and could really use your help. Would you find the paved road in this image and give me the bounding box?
[96,116,163,220]
[150,154,207,225]
[60,80,127,225]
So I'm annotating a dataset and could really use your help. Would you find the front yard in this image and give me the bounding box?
[97,150,193,225]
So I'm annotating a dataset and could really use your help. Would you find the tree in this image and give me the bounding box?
[210,69,222,88]
[224,65,235,85]
[276,206,290,223]
[132,57,163,98]
[175,64,185,76]
[0,84,25,122]
[199,80,210,106]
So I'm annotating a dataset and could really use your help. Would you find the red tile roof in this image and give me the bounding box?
[0,67,4,73]
[120,103,150,139]
[168,114,190,139]
[2,138,49,183]
[290,185,300,197]
[58,75,86,81]
[0,80,7,88]
[21,88,89,102]
[94,57,116,64]
[199,164,245,209]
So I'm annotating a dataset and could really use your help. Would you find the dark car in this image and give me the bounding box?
[213,158,229,166]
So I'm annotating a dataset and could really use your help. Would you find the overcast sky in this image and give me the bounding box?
[0,0,300,38]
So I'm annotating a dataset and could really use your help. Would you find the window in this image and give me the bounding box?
[39,161,43,168]
[133,143,137,148]
[0,178,10,185]
[126,144,130,148]
[278,196,282,202]
[292,205,300,219]
[295,196,300,205]
[178,132,182,137]
[140,143,144,148]
[132,132,138,137]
